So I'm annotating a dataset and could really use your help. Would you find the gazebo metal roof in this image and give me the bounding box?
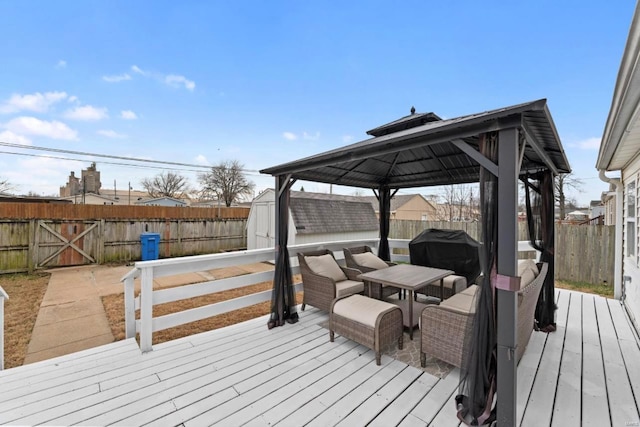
[261,98,570,189]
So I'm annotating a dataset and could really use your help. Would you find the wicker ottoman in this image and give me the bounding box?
[329,294,403,365]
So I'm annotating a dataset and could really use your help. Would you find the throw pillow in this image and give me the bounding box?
[305,254,348,282]
[351,251,389,270]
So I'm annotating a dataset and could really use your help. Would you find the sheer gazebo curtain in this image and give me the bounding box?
[525,170,557,332]
[267,176,299,329]
[457,132,499,425]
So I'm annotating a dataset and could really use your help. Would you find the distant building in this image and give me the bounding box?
[59,193,120,205]
[59,162,102,196]
[589,199,605,220]
[362,194,438,221]
[135,197,187,207]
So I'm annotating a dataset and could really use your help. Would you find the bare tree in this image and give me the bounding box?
[555,173,584,219]
[140,171,191,198]
[0,177,14,194]
[198,160,255,207]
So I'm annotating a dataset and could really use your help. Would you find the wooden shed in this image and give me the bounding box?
[247,189,379,249]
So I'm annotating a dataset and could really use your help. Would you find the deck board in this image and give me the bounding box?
[595,296,639,425]
[551,291,582,427]
[520,289,569,426]
[581,295,611,427]
[1,290,639,426]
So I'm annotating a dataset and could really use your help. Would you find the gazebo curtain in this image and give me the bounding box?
[267,175,299,329]
[525,170,557,332]
[377,186,391,261]
[457,132,499,425]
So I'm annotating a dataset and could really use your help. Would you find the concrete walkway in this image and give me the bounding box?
[23,265,131,364]
[23,262,276,365]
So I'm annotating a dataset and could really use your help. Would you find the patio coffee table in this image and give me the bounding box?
[358,264,454,340]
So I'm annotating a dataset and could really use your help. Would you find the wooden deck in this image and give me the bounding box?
[0,289,639,426]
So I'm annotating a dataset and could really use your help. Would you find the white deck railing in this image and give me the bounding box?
[121,238,539,352]
[0,286,8,370]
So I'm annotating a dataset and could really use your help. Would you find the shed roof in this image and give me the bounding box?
[261,99,571,189]
[289,191,378,234]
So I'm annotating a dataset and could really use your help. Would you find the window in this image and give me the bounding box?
[421,214,428,221]
[627,181,636,258]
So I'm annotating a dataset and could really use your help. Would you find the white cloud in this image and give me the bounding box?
[130,65,195,91]
[0,91,68,114]
[56,60,67,69]
[165,74,196,91]
[194,154,210,165]
[68,95,79,103]
[131,65,147,75]
[0,130,32,145]
[4,116,78,140]
[120,110,138,120]
[97,129,127,139]
[579,137,601,150]
[342,135,354,143]
[103,73,132,83]
[63,105,108,121]
[283,132,297,141]
[303,131,320,141]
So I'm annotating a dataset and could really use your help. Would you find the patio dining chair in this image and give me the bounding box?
[298,249,365,312]
[343,245,401,300]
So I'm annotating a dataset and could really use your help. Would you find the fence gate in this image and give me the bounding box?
[35,220,100,268]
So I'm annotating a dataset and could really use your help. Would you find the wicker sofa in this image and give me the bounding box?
[420,261,549,368]
[343,246,400,300]
[298,249,365,312]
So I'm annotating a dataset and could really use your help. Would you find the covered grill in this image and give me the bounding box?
[409,228,481,285]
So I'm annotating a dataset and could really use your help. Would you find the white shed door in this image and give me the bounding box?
[255,202,275,248]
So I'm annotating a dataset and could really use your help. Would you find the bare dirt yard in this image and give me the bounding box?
[1,273,49,369]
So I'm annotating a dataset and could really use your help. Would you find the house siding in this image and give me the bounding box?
[392,195,437,221]
[622,160,640,331]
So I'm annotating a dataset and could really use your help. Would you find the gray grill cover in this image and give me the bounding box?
[409,229,481,285]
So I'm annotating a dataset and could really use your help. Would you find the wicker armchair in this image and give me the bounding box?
[420,262,548,368]
[298,249,365,312]
[343,246,400,300]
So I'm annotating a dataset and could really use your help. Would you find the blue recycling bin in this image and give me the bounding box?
[140,232,160,261]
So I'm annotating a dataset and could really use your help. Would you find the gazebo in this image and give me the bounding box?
[260,99,570,426]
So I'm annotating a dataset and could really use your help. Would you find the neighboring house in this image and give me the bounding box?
[100,188,150,204]
[247,189,379,250]
[596,1,640,334]
[589,200,606,220]
[0,194,72,204]
[59,193,121,205]
[363,194,437,221]
[602,184,617,226]
[565,210,589,222]
[135,197,187,207]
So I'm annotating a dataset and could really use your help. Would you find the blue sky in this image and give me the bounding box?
[0,1,635,205]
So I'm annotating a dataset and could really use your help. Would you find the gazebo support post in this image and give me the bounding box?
[496,127,519,426]
[268,174,298,329]
[377,185,393,261]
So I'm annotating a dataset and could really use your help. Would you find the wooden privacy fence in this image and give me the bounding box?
[0,203,249,220]
[0,204,249,273]
[389,220,615,285]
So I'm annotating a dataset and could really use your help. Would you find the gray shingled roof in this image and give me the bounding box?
[289,191,378,234]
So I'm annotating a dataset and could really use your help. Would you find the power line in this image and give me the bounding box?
[0,150,207,173]
[0,141,211,169]
[0,140,265,175]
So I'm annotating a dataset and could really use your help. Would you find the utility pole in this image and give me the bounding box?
[128,182,131,205]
